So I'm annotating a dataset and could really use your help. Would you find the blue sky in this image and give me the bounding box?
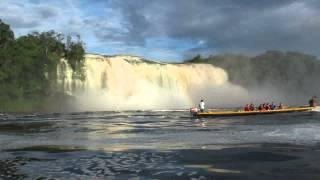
[1,0,320,62]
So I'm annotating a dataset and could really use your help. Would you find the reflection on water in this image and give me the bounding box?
[0,111,320,179]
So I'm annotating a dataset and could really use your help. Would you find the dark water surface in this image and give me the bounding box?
[0,110,320,179]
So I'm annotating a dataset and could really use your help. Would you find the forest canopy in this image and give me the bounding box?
[0,19,85,111]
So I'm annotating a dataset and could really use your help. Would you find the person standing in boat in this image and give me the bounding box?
[199,100,205,112]
[309,96,317,107]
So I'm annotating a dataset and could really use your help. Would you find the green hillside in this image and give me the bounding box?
[186,50,320,102]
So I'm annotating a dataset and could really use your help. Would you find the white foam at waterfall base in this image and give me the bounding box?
[58,54,250,111]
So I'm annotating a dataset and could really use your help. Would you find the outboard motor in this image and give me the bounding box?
[190,107,198,116]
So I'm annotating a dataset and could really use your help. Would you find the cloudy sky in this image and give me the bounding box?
[0,0,319,61]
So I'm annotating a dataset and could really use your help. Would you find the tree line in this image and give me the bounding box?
[0,19,85,111]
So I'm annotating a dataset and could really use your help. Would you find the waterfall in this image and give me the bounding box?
[58,54,249,111]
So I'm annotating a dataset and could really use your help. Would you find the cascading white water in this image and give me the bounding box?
[58,54,249,111]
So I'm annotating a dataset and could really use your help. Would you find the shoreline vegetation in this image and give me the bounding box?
[0,19,85,112]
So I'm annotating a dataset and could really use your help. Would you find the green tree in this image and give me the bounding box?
[0,19,14,49]
[0,19,86,111]
[65,35,85,81]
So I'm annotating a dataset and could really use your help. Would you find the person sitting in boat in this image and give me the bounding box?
[249,103,255,111]
[271,102,276,110]
[309,96,317,107]
[258,104,263,111]
[265,103,270,110]
[278,102,283,109]
[244,104,250,111]
[262,103,267,110]
[199,99,205,112]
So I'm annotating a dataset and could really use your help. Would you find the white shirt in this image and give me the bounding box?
[199,101,205,110]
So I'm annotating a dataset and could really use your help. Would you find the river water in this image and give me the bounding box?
[0,110,320,179]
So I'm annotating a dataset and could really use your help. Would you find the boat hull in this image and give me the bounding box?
[194,106,317,117]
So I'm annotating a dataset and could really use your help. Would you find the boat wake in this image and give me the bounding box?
[146,109,188,112]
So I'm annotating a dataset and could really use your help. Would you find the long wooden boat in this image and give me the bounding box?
[193,106,318,117]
